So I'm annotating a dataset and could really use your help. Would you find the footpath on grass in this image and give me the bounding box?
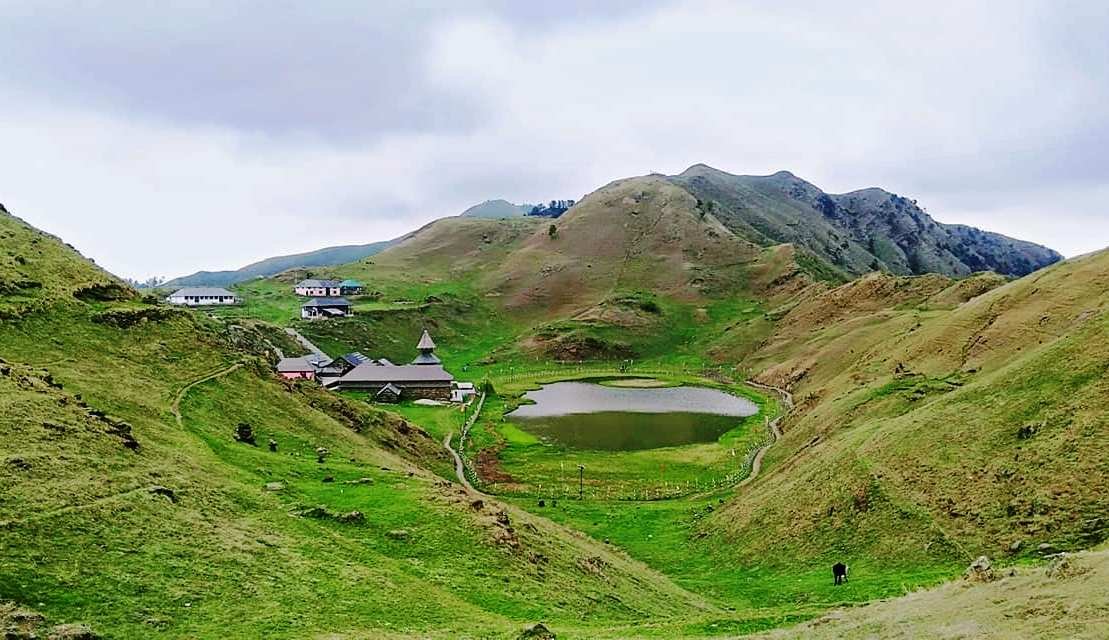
[172,362,244,427]
[443,392,486,493]
[284,328,328,359]
[737,379,793,489]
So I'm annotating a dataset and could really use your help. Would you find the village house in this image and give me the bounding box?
[301,297,352,319]
[294,279,341,296]
[451,381,477,403]
[339,279,365,295]
[276,355,328,380]
[325,330,455,401]
[166,287,239,306]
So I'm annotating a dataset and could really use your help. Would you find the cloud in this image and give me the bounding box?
[0,0,1105,278]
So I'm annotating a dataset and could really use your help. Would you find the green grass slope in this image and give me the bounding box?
[0,209,733,638]
[709,250,1108,570]
[752,545,1109,640]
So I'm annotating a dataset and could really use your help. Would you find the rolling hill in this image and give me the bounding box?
[2,159,1104,639]
[0,207,731,638]
[458,198,532,219]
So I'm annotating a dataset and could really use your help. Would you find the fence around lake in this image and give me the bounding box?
[454,366,786,501]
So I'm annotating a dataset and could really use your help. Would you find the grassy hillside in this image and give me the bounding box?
[752,545,1109,639]
[459,199,532,219]
[671,164,1061,277]
[0,208,750,638]
[710,251,1108,569]
[3,178,1104,640]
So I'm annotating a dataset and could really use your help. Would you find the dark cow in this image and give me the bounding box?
[833,562,849,585]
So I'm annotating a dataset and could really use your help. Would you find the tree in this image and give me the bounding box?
[548,224,558,239]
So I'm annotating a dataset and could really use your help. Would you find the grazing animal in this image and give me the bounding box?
[833,562,848,585]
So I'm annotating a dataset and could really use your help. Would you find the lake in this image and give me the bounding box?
[506,381,758,451]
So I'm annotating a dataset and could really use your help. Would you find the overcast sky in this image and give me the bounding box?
[2,1,1107,279]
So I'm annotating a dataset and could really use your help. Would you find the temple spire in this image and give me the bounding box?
[412,330,441,365]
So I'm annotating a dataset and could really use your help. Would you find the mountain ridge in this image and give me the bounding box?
[670,164,1061,278]
[162,240,395,288]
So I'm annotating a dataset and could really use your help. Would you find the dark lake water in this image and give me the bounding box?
[507,381,758,451]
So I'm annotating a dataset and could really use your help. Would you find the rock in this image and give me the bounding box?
[470,499,485,511]
[342,477,374,485]
[1037,543,1057,554]
[6,456,31,471]
[337,511,365,524]
[322,476,334,483]
[47,623,100,639]
[148,486,177,503]
[234,423,256,445]
[576,556,608,577]
[537,499,545,507]
[315,447,330,463]
[386,529,410,540]
[963,555,996,583]
[295,506,333,519]
[1046,553,1087,579]
[517,622,556,639]
[264,482,285,492]
[1009,539,1023,553]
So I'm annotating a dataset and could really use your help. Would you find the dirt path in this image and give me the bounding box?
[284,328,328,359]
[172,362,244,427]
[443,431,478,493]
[735,380,794,489]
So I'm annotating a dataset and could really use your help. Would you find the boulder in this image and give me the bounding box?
[517,622,556,639]
[264,482,285,492]
[386,529,409,541]
[1046,553,1087,579]
[963,555,996,583]
[47,623,100,640]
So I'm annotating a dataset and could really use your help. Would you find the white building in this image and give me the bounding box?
[166,287,239,306]
[294,279,342,297]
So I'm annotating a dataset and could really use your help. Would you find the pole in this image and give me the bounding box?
[578,464,584,500]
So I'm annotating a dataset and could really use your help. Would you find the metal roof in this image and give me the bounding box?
[338,363,453,384]
[340,352,370,366]
[411,352,441,365]
[339,279,363,287]
[302,297,351,307]
[416,330,436,350]
[276,356,316,372]
[170,287,236,297]
[296,279,341,288]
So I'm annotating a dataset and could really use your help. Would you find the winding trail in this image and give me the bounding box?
[284,328,328,359]
[442,392,487,493]
[172,362,244,427]
[17,363,244,525]
[443,432,477,493]
[735,380,794,489]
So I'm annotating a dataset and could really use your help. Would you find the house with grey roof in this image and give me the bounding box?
[294,279,342,297]
[167,287,239,306]
[301,297,352,319]
[324,331,454,400]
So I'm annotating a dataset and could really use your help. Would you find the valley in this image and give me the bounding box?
[1,166,1105,639]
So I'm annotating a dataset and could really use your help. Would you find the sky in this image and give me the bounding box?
[1,0,1107,279]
